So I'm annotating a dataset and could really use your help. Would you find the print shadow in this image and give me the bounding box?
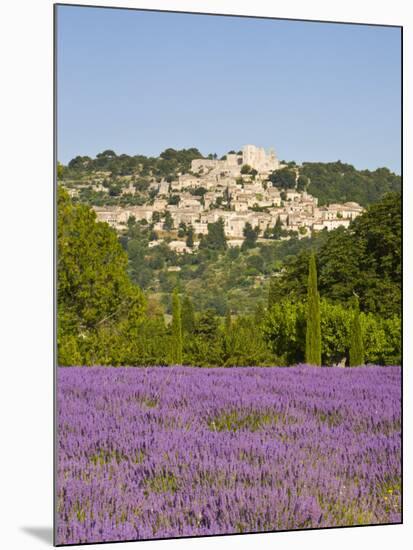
[21,526,53,545]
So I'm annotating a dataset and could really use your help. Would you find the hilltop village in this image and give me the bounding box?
[64,145,364,253]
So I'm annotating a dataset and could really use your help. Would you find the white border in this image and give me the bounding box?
[0,1,410,549]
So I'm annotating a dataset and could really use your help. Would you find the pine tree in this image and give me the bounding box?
[305,253,321,365]
[170,289,182,364]
[349,296,364,366]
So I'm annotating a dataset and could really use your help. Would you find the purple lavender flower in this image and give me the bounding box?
[56,365,401,544]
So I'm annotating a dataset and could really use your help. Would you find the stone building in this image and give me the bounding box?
[241,145,279,173]
[191,144,279,176]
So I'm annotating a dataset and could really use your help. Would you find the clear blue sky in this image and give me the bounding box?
[57,5,401,173]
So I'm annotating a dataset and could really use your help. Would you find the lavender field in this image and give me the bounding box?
[56,366,401,545]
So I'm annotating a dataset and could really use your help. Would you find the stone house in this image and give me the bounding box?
[168,241,193,254]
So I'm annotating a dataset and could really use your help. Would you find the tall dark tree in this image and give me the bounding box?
[199,218,227,251]
[242,222,259,250]
[349,296,364,366]
[186,225,195,248]
[272,216,284,239]
[194,309,219,340]
[163,211,174,231]
[169,289,182,364]
[181,295,195,334]
[305,253,321,365]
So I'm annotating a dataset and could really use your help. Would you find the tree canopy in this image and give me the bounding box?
[269,168,297,189]
[300,161,401,207]
[269,192,401,318]
[57,187,146,364]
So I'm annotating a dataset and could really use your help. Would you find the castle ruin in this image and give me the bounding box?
[191,144,280,176]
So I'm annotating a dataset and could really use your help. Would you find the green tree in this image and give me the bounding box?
[169,289,182,364]
[305,253,321,365]
[163,211,174,231]
[273,217,284,239]
[177,222,187,238]
[242,222,259,250]
[186,225,195,248]
[199,218,227,251]
[264,297,398,366]
[269,168,296,189]
[184,309,223,366]
[349,296,364,366]
[268,277,278,309]
[57,187,145,365]
[296,175,309,192]
[168,194,180,205]
[181,295,195,334]
[270,193,401,318]
[262,301,306,365]
[300,161,401,207]
[224,315,274,366]
[57,161,65,179]
[241,164,252,174]
[98,149,117,158]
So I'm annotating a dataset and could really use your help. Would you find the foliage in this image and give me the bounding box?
[168,194,180,205]
[300,161,400,207]
[350,297,365,367]
[169,289,183,364]
[221,315,275,366]
[57,154,401,366]
[263,301,306,365]
[163,211,174,230]
[306,254,321,366]
[199,218,227,251]
[242,222,259,250]
[181,296,195,334]
[269,168,296,189]
[57,187,146,365]
[264,216,286,240]
[263,298,400,366]
[240,164,252,174]
[185,225,195,248]
[270,193,401,318]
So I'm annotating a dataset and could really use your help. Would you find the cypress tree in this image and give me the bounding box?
[181,295,195,334]
[349,296,364,366]
[170,289,183,364]
[185,225,194,248]
[305,253,321,366]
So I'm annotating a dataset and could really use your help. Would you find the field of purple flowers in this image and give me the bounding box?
[56,366,401,545]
